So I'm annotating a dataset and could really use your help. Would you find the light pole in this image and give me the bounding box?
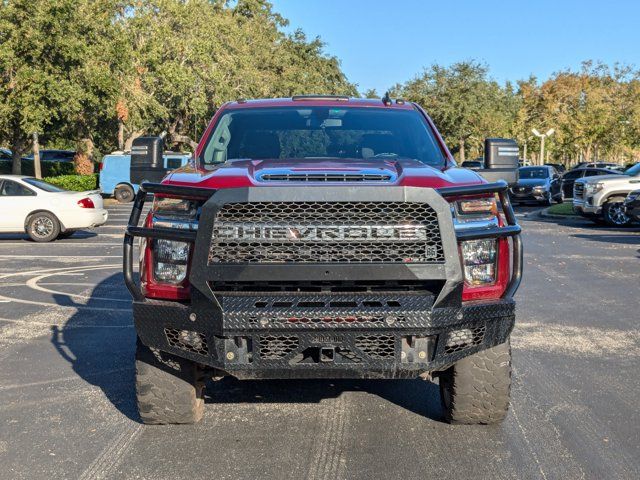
[532,128,555,166]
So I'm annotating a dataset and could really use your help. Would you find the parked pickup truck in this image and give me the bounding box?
[573,163,640,226]
[124,96,522,425]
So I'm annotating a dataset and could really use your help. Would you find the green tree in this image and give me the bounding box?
[117,0,356,151]
[0,0,124,173]
[396,61,515,161]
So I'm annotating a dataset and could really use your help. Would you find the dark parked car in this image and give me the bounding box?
[23,149,76,162]
[544,163,566,173]
[560,168,621,199]
[460,160,483,170]
[0,148,12,161]
[624,190,640,222]
[510,165,563,205]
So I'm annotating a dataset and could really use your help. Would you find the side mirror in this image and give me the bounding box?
[130,136,165,185]
[476,138,519,186]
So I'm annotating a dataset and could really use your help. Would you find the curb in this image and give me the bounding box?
[536,207,584,222]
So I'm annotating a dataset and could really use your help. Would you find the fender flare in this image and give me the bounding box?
[114,182,135,192]
[602,191,632,204]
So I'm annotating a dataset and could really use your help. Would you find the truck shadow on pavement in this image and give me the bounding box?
[50,272,139,422]
[49,273,446,424]
[205,376,445,421]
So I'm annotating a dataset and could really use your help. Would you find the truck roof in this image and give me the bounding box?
[224,96,415,111]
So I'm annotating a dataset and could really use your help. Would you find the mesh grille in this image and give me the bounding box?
[444,326,485,354]
[209,202,443,264]
[164,328,208,356]
[355,334,396,358]
[258,335,299,359]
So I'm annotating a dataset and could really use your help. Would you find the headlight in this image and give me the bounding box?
[533,185,546,192]
[153,197,197,215]
[460,239,497,286]
[455,198,497,220]
[154,239,189,283]
[586,182,604,194]
[150,199,198,284]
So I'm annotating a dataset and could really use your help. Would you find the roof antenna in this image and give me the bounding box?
[382,91,392,106]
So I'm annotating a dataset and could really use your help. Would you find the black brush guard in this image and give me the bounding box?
[124,181,522,379]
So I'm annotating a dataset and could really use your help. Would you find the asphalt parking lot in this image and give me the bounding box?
[0,203,639,480]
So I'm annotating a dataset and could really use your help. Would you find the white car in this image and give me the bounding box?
[0,175,108,241]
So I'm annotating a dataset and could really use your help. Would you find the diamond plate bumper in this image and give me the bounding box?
[133,298,515,379]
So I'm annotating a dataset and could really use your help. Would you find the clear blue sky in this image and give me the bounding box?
[273,0,640,93]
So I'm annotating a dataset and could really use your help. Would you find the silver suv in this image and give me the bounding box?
[573,163,640,226]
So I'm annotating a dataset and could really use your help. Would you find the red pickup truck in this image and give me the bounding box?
[124,96,522,425]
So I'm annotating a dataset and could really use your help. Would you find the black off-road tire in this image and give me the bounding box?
[135,338,205,425]
[115,184,135,203]
[26,212,61,242]
[439,340,511,425]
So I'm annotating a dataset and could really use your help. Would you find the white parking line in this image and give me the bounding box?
[26,270,130,302]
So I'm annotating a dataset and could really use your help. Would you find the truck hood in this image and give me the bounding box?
[578,174,631,184]
[164,157,485,190]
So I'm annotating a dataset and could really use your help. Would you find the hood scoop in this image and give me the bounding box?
[259,172,393,182]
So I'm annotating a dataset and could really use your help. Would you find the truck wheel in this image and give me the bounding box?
[603,201,631,227]
[439,340,511,425]
[26,212,61,242]
[135,338,205,425]
[115,184,135,203]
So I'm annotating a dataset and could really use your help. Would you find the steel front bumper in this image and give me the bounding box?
[572,198,601,215]
[133,297,515,379]
[124,182,522,379]
[510,189,547,202]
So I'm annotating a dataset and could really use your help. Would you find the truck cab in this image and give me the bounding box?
[124,96,522,425]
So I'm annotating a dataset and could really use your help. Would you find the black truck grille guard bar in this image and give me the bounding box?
[124,181,522,303]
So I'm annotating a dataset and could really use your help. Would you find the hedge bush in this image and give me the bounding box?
[43,174,98,191]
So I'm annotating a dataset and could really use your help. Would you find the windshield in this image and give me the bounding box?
[201,106,445,167]
[23,178,67,192]
[624,163,640,176]
[519,167,549,179]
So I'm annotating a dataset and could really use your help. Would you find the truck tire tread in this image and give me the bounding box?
[439,340,511,425]
[135,339,204,425]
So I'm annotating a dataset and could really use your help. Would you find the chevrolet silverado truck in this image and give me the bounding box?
[573,163,640,226]
[124,96,522,425]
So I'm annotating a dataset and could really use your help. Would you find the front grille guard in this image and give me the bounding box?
[124,181,522,303]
